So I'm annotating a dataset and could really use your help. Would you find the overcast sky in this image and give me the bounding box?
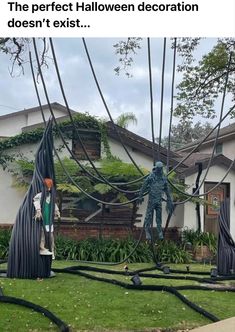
[0,37,232,140]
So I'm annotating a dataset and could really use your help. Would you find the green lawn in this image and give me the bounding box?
[0,261,234,332]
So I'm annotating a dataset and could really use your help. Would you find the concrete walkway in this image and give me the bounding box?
[190,317,235,331]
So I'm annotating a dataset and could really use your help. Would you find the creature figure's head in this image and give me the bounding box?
[153,161,164,176]
[43,178,53,191]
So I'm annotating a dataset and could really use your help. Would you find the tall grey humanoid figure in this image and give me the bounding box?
[138,161,174,240]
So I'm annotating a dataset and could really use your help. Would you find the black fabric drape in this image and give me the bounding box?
[7,119,56,278]
[217,199,235,275]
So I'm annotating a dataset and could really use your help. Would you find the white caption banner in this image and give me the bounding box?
[0,0,235,37]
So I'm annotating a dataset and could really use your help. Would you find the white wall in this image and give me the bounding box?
[223,140,235,160]
[27,108,66,127]
[193,140,235,160]
[184,165,235,240]
[0,168,27,224]
[0,114,27,136]
[0,106,67,137]
[107,138,153,171]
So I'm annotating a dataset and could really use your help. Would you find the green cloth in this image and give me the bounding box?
[42,197,51,226]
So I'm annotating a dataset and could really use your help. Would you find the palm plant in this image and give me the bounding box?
[115,112,137,129]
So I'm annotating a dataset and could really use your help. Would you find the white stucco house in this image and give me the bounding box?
[0,102,75,137]
[0,103,234,241]
[177,124,235,239]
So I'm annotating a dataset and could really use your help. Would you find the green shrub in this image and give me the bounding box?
[54,236,191,263]
[0,229,192,264]
[0,228,11,259]
[182,228,217,254]
[153,240,192,264]
[55,236,153,263]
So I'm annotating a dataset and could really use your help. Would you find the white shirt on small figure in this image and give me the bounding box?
[33,190,60,258]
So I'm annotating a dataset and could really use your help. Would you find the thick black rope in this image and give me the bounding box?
[52,267,220,323]
[53,265,215,283]
[34,41,235,204]
[33,39,235,206]
[167,38,177,173]
[158,38,166,161]
[172,155,235,203]
[31,44,139,196]
[32,41,140,206]
[168,102,235,177]
[49,38,140,194]
[0,288,69,331]
[2,257,235,326]
[147,38,156,166]
[82,37,145,176]
[172,52,233,204]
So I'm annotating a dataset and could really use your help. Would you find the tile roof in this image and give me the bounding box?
[176,122,235,152]
[0,102,76,120]
[181,154,235,178]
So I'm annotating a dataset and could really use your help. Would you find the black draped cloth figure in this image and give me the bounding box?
[217,199,235,275]
[7,120,57,279]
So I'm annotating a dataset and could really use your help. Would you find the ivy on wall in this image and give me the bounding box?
[0,113,113,169]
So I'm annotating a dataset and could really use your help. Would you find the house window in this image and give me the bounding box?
[215,143,223,155]
[72,130,101,160]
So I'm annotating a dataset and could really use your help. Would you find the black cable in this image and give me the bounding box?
[49,38,139,195]
[167,38,177,173]
[53,265,214,283]
[155,266,212,275]
[31,44,139,196]
[194,162,203,231]
[32,40,141,207]
[29,54,46,124]
[158,38,166,161]
[0,294,69,331]
[52,267,220,322]
[147,38,156,165]
[168,102,235,177]
[171,154,235,202]
[172,52,233,204]
[82,38,145,176]
[34,39,235,203]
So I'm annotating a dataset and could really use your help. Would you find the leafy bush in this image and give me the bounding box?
[182,228,217,254]
[55,236,191,263]
[0,229,192,264]
[55,236,153,263]
[153,240,192,264]
[0,228,11,259]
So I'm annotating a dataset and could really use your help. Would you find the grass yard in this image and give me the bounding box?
[0,261,234,332]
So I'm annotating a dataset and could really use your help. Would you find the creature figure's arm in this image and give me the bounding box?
[137,176,151,204]
[54,202,60,218]
[33,193,42,220]
[164,180,174,215]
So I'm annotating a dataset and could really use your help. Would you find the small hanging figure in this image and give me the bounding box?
[137,161,174,240]
[33,178,60,259]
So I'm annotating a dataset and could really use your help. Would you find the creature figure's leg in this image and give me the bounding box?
[155,203,163,240]
[144,205,154,240]
[51,232,55,259]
